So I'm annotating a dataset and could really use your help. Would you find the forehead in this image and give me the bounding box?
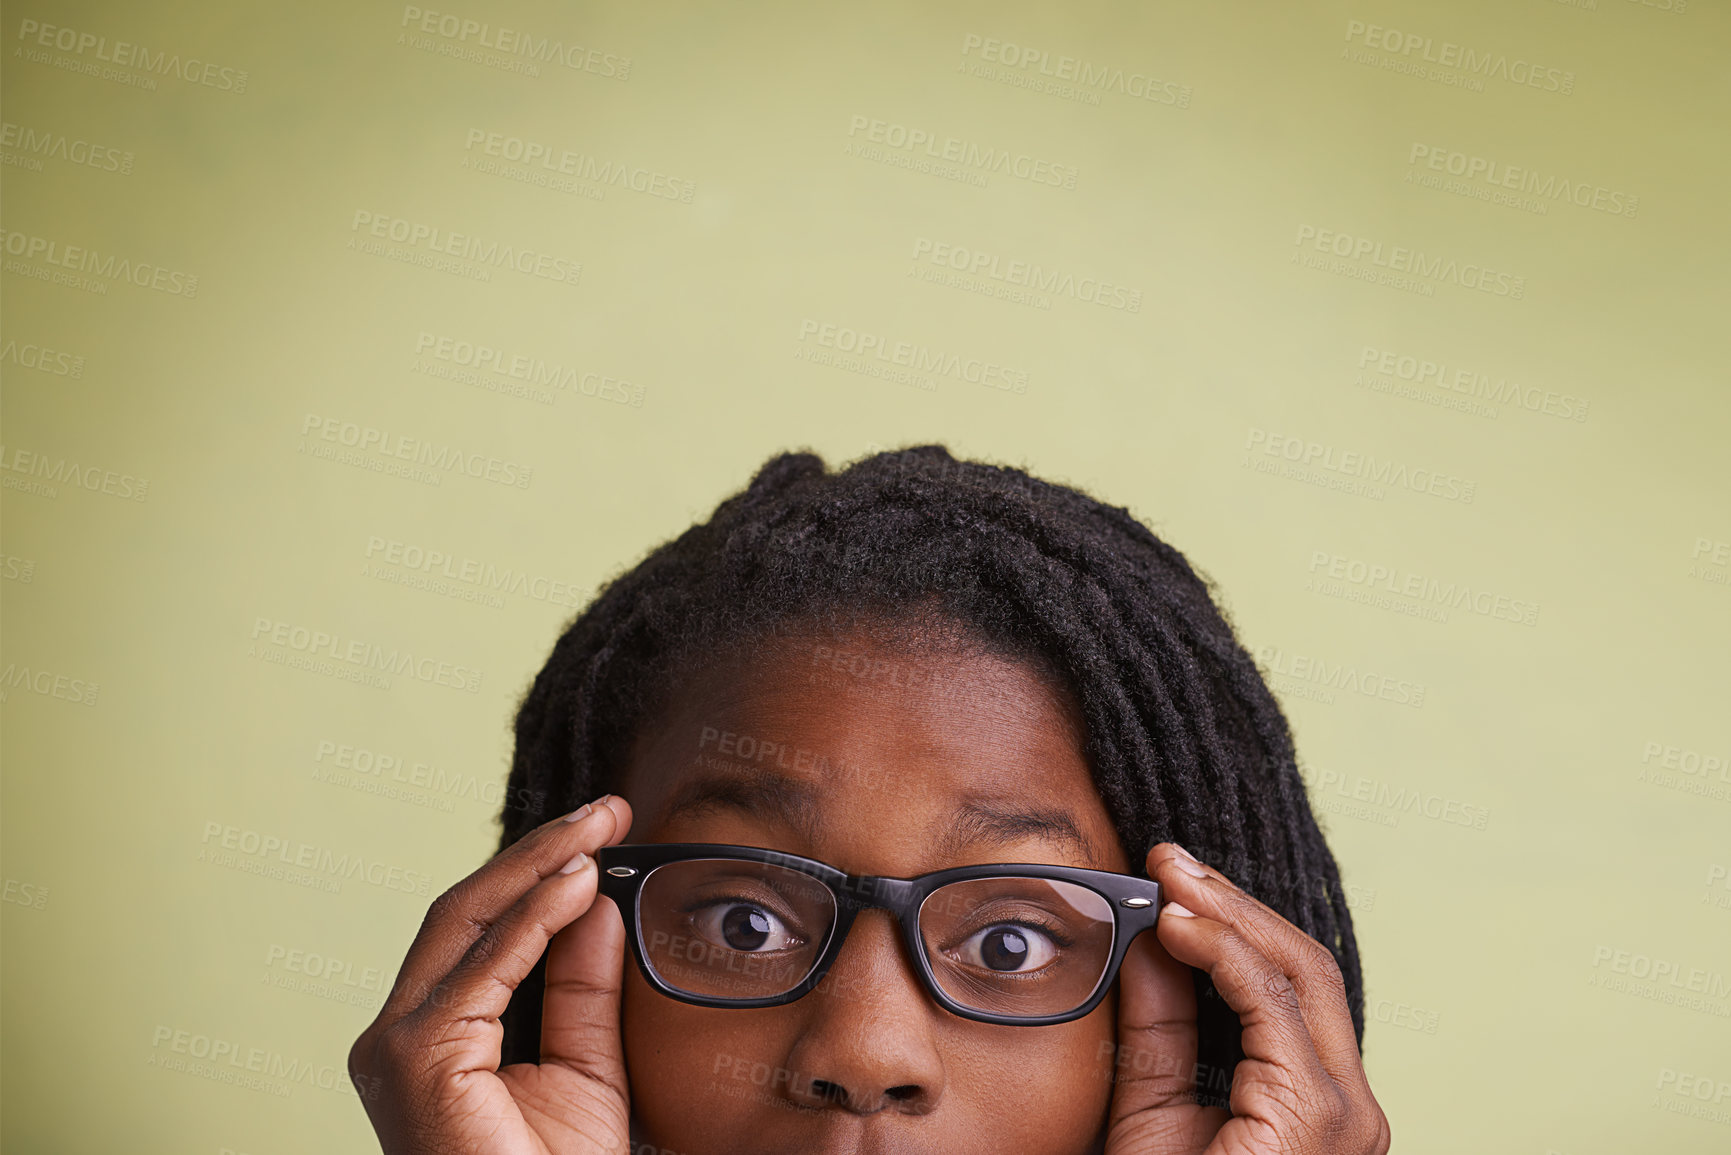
[619,629,1127,874]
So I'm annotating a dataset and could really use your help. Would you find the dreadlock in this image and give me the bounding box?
[494,445,1364,1083]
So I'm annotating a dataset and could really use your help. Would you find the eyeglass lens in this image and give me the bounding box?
[635,859,1117,1017]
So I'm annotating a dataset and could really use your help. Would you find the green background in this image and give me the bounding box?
[3,0,1728,1150]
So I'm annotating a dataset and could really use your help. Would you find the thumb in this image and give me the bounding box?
[539,892,629,1100]
[1104,924,1227,1155]
[1109,927,1202,1121]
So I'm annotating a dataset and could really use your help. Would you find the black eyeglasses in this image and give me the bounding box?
[595,842,1163,1026]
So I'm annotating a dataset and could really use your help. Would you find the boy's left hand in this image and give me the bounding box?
[1102,843,1390,1155]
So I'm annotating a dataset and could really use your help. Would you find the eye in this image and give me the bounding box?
[691,901,804,953]
[955,923,1058,973]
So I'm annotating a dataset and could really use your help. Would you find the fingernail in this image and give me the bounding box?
[1172,843,1200,863]
[1162,902,1196,919]
[1169,853,1209,879]
[559,851,591,875]
[563,795,610,822]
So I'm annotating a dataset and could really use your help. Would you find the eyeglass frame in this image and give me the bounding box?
[594,841,1164,1027]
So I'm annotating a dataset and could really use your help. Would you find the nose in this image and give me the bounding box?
[779,909,946,1116]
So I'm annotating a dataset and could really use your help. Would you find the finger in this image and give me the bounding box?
[382,795,626,1017]
[1149,844,1361,1082]
[539,893,628,1100]
[1109,928,1202,1110]
[1156,904,1343,1124]
[380,795,632,1022]
[1105,925,1230,1151]
[398,849,606,1071]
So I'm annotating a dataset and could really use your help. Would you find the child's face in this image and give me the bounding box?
[612,628,1132,1155]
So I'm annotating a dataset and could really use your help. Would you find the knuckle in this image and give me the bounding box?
[421,884,465,931]
[1308,948,1348,998]
[1316,1085,1351,1133]
[346,1029,377,1076]
[393,973,433,1008]
[545,966,620,1005]
[370,1022,417,1073]
[426,980,461,1013]
[1299,932,1338,974]
[1372,1104,1393,1153]
[463,918,510,969]
[1219,885,1261,922]
[1285,1082,1352,1151]
[1231,1058,1305,1123]
[1341,1086,1393,1154]
[491,931,541,979]
[1260,969,1302,1018]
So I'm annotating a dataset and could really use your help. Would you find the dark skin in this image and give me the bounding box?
[350,630,1389,1154]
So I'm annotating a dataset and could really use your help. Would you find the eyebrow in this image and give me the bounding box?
[660,771,1096,865]
[937,800,1097,863]
[660,769,823,844]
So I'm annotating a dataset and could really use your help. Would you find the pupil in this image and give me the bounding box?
[982,927,1029,971]
[722,906,772,950]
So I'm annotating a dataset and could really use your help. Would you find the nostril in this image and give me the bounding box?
[884,1084,919,1102]
[811,1078,849,1106]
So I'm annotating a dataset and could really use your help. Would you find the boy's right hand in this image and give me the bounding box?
[349,795,635,1154]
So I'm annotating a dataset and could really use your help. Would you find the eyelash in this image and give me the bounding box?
[953,913,1075,950]
[673,884,1081,952]
[678,892,806,933]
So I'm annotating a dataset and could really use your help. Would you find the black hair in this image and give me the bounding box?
[494,445,1364,1086]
